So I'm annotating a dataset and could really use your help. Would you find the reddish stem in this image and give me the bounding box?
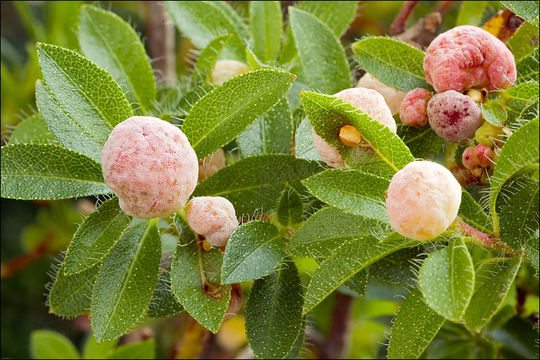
[390,1,419,35]
[1,243,47,280]
[145,1,176,86]
[452,218,517,255]
[319,292,354,359]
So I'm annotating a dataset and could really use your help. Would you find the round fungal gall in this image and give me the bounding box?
[462,143,494,169]
[400,88,433,127]
[386,161,462,241]
[312,130,347,168]
[424,25,516,92]
[185,196,238,247]
[427,90,483,142]
[356,73,407,115]
[101,116,198,219]
[211,60,250,85]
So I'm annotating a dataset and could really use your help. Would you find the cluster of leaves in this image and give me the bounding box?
[1,1,538,359]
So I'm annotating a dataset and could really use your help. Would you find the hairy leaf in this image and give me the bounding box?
[352,37,430,92]
[8,114,55,145]
[79,5,156,112]
[294,117,323,161]
[464,258,521,332]
[296,1,358,37]
[182,69,295,159]
[49,261,100,317]
[500,180,539,252]
[397,124,446,159]
[289,8,351,94]
[516,47,539,83]
[302,168,390,223]
[387,288,444,359]
[418,238,475,322]
[1,144,110,200]
[64,197,131,275]
[237,98,293,156]
[147,270,184,319]
[507,22,539,62]
[164,1,247,60]
[303,233,419,314]
[250,1,282,62]
[171,216,231,333]
[501,1,539,28]
[246,259,303,359]
[277,186,304,227]
[191,34,231,87]
[287,207,389,258]
[36,43,132,160]
[490,118,539,234]
[301,92,414,177]
[91,220,161,342]
[193,154,322,217]
[222,221,284,284]
[458,189,493,233]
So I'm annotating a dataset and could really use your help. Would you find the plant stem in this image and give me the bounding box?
[1,243,47,280]
[319,292,354,359]
[390,1,419,35]
[452,218,518,255]
[145,1,176,86]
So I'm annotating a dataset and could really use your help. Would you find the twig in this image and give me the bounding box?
[452,218,519,255]
[390,1,419,36]
[145,1,176,86]
[319,292,354,359]
[1,243,47,280]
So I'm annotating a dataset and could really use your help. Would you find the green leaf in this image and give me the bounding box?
[147,269,184,319]
[482,98,508,127]
[418,238,475,322]
[501,1,539,28]
[289,8,351,94]
[500,180,539,251]
[164,1,247,61]
[303,233,420,314]
[48,261,100,317]
[302,168,390,223]
[8,114,55,145]
[507,22,539,62]
[1,144,110,200]
[107,339,155,359]
[294,117,323,161]
[237,98,294,157]
[64,197,131,275]
[501,81,539,126]
[249,1,282,62]
[31,330,80,359]
[78,5,156,112]
[191,34,231,87]
[490,117,539,234]
[397,124,446,159]
[516,47,539,83]
[464,258,521,332]
[287,207,389,258]
[490,316,539,358]
[182,68,295,159]
[36,43,133,157]
[352,37,430,92]
[296,1,358,37]
[277,186,304,227]
[170,216,231,333]
[300,92,414,177]
[369,247,425,287]
[387,288,444,359]
[344,269,369,297]
[82,336,116,359]
[456,1,488,26]
[458,189,493,233]
[35,81,103,163]
[279,1,357,65]
[193,154,322,216]
[91,220,161,342]
[222,221,284,284]
[246,259,304,359]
